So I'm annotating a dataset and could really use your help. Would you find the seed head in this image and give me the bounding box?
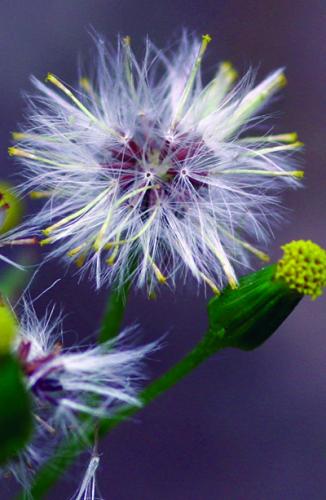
[3,298,156,487]
[10,33,303,293]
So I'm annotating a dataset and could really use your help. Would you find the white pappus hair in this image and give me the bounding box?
[9,32,304,294]
[16,299,155,424]
[71,453,102,500]
[3,298,156,490]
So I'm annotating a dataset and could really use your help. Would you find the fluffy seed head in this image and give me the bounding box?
[3,298,155,487]
[11,33,303,293]
[15,301,154,423]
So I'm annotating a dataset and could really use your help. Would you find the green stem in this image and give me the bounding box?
[99,280,131,343]
[20,328,225,499]
[141,330,220,404]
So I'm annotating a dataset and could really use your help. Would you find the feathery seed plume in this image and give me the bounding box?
[10,33,303,293]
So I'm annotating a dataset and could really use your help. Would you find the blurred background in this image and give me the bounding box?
[1,0,326,498]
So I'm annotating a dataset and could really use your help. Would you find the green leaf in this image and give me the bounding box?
[208,264,302,351]
[0,354,33,465]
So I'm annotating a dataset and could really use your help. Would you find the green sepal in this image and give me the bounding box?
[208,264,302,351]
[0,354,33,465]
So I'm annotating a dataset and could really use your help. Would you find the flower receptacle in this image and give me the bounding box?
[207,240,326,351]
[208,265,301,351]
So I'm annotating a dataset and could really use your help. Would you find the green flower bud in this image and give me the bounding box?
[0,298,31,465]
[0,182,23,234]
[275,240,326,300]
[0,297,18,354]
[0,354,33,465]
[208,240,326,351]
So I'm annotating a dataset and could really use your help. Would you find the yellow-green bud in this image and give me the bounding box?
[275,240,326,300]
[0,298,17,354]
[0,182,23,234]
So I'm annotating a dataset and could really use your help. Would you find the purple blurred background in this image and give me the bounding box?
[1,0,326,498]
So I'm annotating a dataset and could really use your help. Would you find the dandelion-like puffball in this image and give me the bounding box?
[10,33,303,293]
[3,299,155,488]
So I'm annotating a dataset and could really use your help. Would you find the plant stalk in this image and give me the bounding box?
[99,281,131,343]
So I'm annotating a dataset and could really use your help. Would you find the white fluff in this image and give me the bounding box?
[3,298,156,489]
[11,33,303,293]
[71,454,102,500]
[17,300,155,425]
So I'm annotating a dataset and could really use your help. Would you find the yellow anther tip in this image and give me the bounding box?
[75,255,86,268]
[67,247,81,258]
[276,240,326,300]
[148,291,157,300]
[220,61,238,81]
[226,275,238,290]
[45,72,56,83]
[288,132,298,142]
[11,132,23,141]
[277,73,287,88]
[79,77,91,91]
[221,61,232,69]
[259,253,271,263]
[39,238,52,246]
[8,147,31,159]
[295,141,304,148]
[229,69,238,82]
[293,170,304,179]
[123,35,131,46]
[202,34,212,44]
[29,191,50,200]
[106,256,116,266]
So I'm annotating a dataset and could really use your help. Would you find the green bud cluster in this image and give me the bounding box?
[276,240,326,300]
